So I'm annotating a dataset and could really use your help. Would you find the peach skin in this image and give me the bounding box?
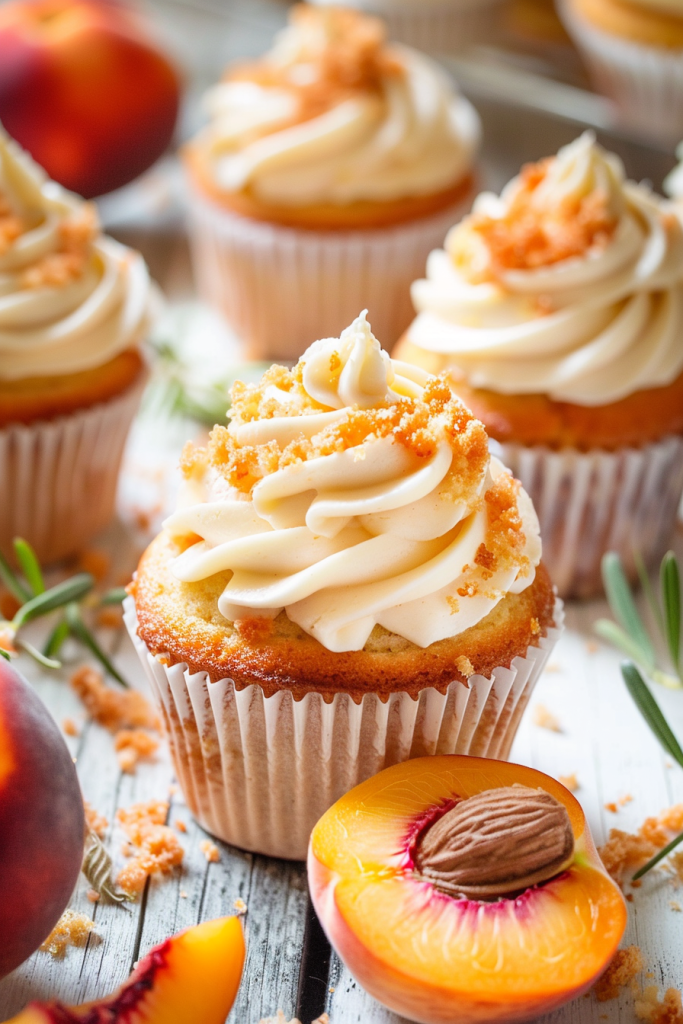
[5,916,245,1024]
[0,659,84,980]
[308,755,626,1024]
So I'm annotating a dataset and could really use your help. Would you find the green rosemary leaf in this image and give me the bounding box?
[661,551,681,676]
[100,587,128,606]
[13,538,44,596]
[602,553,654,668]
[632,828,683,881]
[82,830,132,903]
[44,618,70,660]
[65,604,129,688]
[634,548,665,637]
[16,638,61,670]
[0,647,10,661]
[595,619,653,669]
[621,661,683,769]
[0,549,30,604]
[12,573,94,629]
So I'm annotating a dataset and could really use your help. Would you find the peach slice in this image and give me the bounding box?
[6,917,245,1024]
[308,756,626,1024]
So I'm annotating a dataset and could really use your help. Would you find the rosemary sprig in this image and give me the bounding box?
[620,662,683,880]
[82,830,132,904]
[0,537,129,686]
[595,550,682,689]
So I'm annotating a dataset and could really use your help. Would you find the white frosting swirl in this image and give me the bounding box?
[0,128,151,381]
[409,132,683,406]
[195,8,480,206]
[164,313,540,653]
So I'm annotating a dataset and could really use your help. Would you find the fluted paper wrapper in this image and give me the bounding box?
[310,0,504,50]
[561,2,683,143]
[498,436,683,600]
[187,189,473,362]
[124,595,563,860]
[0,372,146,565]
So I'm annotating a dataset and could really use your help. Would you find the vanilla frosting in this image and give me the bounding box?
[164,313,540,654]
[193,5,480,207]
[0,128,151,381]
[408,132,683,406]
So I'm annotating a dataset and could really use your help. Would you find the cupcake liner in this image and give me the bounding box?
[310,0,506,51]
[124,594,563,860]
[560,1,683,143]
[0,369,147,565]
[186,189,474,362]
[497,435,683,600]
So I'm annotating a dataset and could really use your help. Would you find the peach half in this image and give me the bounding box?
[6,916,245,1024]
[308,756,626,1024]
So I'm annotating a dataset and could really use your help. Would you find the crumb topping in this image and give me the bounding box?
[71,666,159,733]
[594,946,644,1001]
[451,157,618,280]
[40,910,96,959]
[116,800,184,896]
[18,202,97,290]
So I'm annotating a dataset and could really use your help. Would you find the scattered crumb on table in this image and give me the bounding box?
[114,729,159,773]
[71,666,159,732]
[558,773,579,791]
[175,820,187,833]
[84,801,108,839]
[532,704,561,732]
[635,987,683,1023]
[62,717,79,737]
[594,946,643,1001]
[599,803,683,885]
[605,802,618,813]
[200,840,220,863]
[234,897,247,915]
[115,800,183,896]
[40,910,96,959]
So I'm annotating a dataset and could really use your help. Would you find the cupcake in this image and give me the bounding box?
[560,0,683,143]
[0,127,152,564]
[395,132,683,598]
[125,311,562,860]
[308,0,506,52]
[183,4,480,362]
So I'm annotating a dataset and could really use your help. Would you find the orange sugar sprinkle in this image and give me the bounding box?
[594,946,643,1002]
[116,800,183,897]
[70,666,159,733]
[114,729,159,774]
[558,773,579,792]
[175,820,187,834]
[40,910,96,959]
[605,802,618,814]
[200,840,220,864]
[62,717,80,737]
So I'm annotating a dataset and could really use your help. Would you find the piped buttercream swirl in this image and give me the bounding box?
[0,127,151,381]
[191,4,480,207]
[408,132,683,405]
[164,313,541,653]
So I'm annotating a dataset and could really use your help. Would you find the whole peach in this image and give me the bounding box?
[0,659,85,980]
[0,0,181,197]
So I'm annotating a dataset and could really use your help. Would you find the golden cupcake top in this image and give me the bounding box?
[0,126,151,381]
[164,312,541,654]
[186,3,480,209]
[408,132,683,406]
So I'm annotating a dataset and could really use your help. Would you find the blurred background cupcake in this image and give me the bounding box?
[183,3,481,362]
[126,312,561,859]
[308,0,507,52]
[560,0,683,143]
[0,128,154,564]
[395,132,683,598]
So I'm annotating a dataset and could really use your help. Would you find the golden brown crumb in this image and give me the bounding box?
[200,840,220,863]
[635,987,683,1023]
[454,655,475,678]
[175,820,187,834]
[84,801,108,839]
[529,617,541,635]
[114,729,159,773]
[71,666,159,732]
[626,893,634,902]
[558,773,579,792]
[532,704,561,732]
[116,800,183,896]
[599,829,656,886]
[605,802,618,814]
[40,910,96,958]
[62,717,79,737]
[234,897,247,915]
[619,794,634,807]
[594,946,644,1001]
[86,889,100,903]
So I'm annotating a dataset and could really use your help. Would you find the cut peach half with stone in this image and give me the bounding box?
[308,755,626,1024]
[6,917,245,1024]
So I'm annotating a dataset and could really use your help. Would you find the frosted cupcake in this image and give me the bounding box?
[308,0,506,53]
[560,0,683,142]
[0,128,152,563]
[395,133,683,598]
[125,311,562,859]
[183,4,480,361]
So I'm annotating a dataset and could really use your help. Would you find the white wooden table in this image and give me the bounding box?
[2,4,683,1014]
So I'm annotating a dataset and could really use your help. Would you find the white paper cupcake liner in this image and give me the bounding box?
[124,594,563,860]
[0,369,147,565]
[309,0,506,51]
[560,1,683,143]
[186,188,474,362]
[497,435,683,600]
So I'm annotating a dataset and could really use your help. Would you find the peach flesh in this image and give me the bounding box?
[0,659,85,981]
[6,916,245,1024]
[308,755,627,1024]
